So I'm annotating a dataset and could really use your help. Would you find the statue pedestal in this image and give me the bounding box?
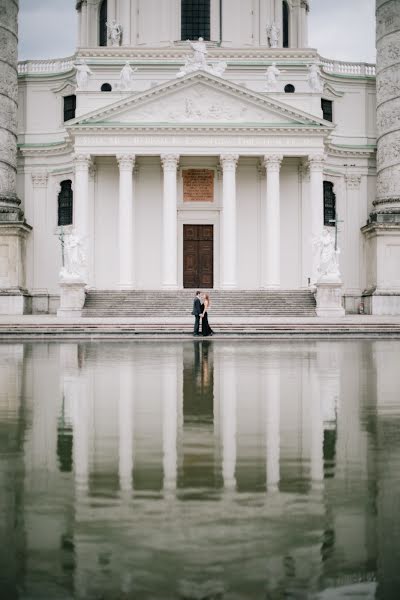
[57,279,86,318]
[315,277,345,317]
[0,222,32,315]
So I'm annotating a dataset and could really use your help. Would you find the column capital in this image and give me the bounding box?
[73,154,92,172]
[263,154,283,172]
[117,154,136,171]
[220,154,239,171]
[345,174,361,190]
[308,154,326,171]
[161,154,180,172]
[31,172,48,188]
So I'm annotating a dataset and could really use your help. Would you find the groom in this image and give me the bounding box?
[192,290,203,336]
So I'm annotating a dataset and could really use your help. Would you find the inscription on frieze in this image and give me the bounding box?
[183,169,214,202]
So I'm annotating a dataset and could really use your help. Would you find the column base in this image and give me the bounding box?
[162,283,179,290]
[362,290,400,316]
[262,284,280,290]
[315,280,345,318]
[57,280,86,318]
[0,290,31,315]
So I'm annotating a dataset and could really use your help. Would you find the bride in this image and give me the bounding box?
[201,293,214,337]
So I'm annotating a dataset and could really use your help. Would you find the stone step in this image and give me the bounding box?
[82,289,317,318]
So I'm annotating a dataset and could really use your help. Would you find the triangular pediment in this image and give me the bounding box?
[69,71,332,130]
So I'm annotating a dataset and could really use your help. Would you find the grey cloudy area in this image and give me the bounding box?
[18,0,376,63]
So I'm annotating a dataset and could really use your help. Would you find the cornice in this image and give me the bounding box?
[18,141,73,158]
[327,143,376,158]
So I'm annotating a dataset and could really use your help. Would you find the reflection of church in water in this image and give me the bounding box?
[1,341,400,595]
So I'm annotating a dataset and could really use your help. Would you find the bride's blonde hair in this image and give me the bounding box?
[204,293,210,305]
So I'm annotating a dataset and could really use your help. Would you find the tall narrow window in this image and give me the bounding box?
[321,98,333,122]
[63,95,76,122]
[99,0,107,47]
[323,181,336,227]
[282,1,289,48]
[181,0,211,41]
[58,180,73,226]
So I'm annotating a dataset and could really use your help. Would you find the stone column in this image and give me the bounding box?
[0,0,32,315]
[220,154,239,289]
[309,154,325,284]
[117,155,135,289]
[74,154,91,247]
[161,154,179,289]
[263,154,283,289]
[361,0,400,314]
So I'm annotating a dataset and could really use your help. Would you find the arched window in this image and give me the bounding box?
[99,0,107,47]
[181,0,211,41]
[63,94,76,122]
[101,83,112,91]
[58,180,73,226]
[323,181,336,227]
[282,1,289,48]
[284,84,295,93]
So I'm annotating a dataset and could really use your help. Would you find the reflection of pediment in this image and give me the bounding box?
[70,71,331,129]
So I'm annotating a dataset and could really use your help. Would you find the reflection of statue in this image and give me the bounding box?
[265,62,281,92]
[106,20,122,46]
[60,233,86,282]
[315,229,341,282]
[308,63,323,92]
[189,37,208,68]
[119,61,137,91]
[75,60,93,90]
[267,22,280,48]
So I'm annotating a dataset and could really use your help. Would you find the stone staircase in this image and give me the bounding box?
[82,289,317,318]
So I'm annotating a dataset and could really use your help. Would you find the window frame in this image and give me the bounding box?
[57,180,74,227]
[181,0,211,41]
[99,0,107,47]
[282,1,289,48]
[63,94,76,122]
[323,180,336,228]
[321,98,333,123]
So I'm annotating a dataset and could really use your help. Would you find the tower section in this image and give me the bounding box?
[362,0,400,314]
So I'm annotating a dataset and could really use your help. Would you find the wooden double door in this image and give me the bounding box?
[183,225,214,289]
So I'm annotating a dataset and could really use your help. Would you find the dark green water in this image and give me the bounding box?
[1,340,400,599]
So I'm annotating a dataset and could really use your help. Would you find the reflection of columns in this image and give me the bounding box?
[117,155,135,289]
[72,364,90,497]
[118,364,134,494]
[221,354,237,489]
[162,352,178,492]
[161,155,179,288]
[220,154,239,289]
[74,154,91,243]
[263,155,283,289]
[310,365,324,487]
[265,368,280,491]
[309,154,325,283]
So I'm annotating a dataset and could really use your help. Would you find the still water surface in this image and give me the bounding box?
[1,340,400,599]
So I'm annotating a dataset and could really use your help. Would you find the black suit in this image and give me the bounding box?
[192,296,202,334]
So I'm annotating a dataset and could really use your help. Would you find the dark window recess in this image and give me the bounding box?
[282,1,289,48]
[323,181,336,227]
[99,0,107,47]
[181,0,211,41]
[101,83,112,92]
[58,180,73,227]
[284,84,295,93]
[63,95,76,122]
[321,98,333,122]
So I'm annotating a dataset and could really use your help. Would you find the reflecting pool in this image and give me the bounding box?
[1,340,400,599]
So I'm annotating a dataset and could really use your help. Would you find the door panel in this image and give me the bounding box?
[183,225,214,289]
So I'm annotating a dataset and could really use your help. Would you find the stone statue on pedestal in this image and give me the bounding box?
[106,20,122,46]
[189,37,208,68]
[267,22,280,48]
[59,233,86,282]
[265,63,281,92]
[315,228,341,282]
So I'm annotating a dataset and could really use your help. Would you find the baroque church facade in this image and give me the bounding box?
[1,0,399,314]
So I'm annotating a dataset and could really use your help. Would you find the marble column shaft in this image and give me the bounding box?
[117,154,135,289]
[263,155,283,289]
[161,154,179,288]
[374,0,400,216]
[220,154,239,289]
[0,0,22,219]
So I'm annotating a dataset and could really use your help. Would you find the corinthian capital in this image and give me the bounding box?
[31,172,48,188]
[73,153,92,172]
[308,153,325,171]
[220,154,239,172]
[161,154,180,172]
[263,154,283,172]
[117,154,136,171]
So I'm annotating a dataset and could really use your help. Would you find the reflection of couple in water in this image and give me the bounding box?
[192,290,214,337]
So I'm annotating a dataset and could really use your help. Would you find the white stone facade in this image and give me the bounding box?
[10,0,386,313]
